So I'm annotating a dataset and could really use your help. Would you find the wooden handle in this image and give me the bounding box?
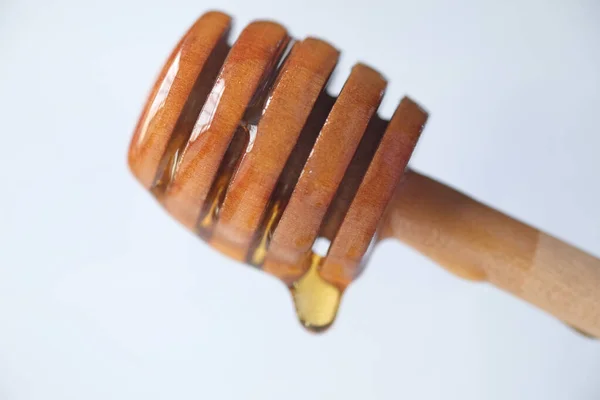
[380,170,600,338]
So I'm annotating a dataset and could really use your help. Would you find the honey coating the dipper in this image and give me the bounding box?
[129,11,600,337]
[128,11,426,331]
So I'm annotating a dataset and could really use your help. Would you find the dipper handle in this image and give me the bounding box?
[381,170,600,338]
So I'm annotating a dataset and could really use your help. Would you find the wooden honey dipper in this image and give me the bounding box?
[128,11,600,335]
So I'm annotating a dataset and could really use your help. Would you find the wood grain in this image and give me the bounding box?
[381,170,600,337]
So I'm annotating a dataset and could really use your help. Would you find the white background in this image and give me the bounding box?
[1,0,599,399]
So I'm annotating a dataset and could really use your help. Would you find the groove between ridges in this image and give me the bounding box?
[247,92,337,266]
[196,38,296,239]
[150,34,231,198]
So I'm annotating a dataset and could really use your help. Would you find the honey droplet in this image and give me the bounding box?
[290,253,342,332]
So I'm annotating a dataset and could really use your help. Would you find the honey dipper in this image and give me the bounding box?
[128,11,600,335]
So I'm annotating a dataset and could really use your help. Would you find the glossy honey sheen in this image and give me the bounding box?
[128,11,425,331]
[129,11,600,337]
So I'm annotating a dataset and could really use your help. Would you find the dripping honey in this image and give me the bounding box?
[291,253,342,332]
